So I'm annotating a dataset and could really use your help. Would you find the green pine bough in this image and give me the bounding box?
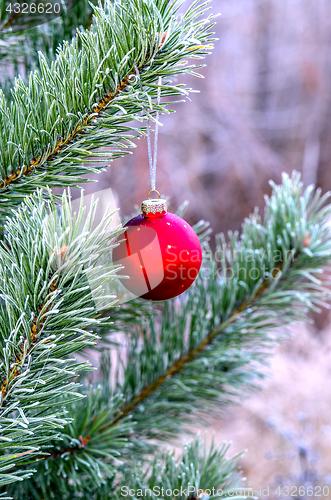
[0,0,214,218]
[0,0,331,498]
[1,172,331,498]
[0,189,122,488]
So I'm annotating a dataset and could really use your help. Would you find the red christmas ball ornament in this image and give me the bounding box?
[113,192,202,301]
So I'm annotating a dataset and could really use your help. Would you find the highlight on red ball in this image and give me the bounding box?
[112,212,202,301]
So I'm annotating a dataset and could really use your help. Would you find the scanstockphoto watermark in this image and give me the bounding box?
[163,245,293,282]
[201,263,283,282]
[204,247,294,267]
[162,246,294,282]
[120,486,255,498]
[198,246,296,281]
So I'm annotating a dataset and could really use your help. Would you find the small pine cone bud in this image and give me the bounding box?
[49,245,69,272]
[304,231,311,247]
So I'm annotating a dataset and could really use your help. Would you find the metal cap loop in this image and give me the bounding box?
[147,189,161,201]
[141,194,167,217]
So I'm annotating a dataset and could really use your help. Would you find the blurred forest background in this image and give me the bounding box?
[2,0,331,494]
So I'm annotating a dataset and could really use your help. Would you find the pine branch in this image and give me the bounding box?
[114,436,249,500]
[0,190,122,487]
[19,172,331,496]
[109,271,271,428]
[0,273,60,401]
[0,0,214,218]
[8,435,249,500]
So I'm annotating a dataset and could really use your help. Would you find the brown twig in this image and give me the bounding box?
[0,10,21,32]
[0,278,57,404]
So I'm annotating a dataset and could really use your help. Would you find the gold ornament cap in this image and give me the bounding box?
[141,190,167,217]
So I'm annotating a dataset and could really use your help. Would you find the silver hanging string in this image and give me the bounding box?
[135,63,162,193]
[145,112,154,190]
[150,76,162,192]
